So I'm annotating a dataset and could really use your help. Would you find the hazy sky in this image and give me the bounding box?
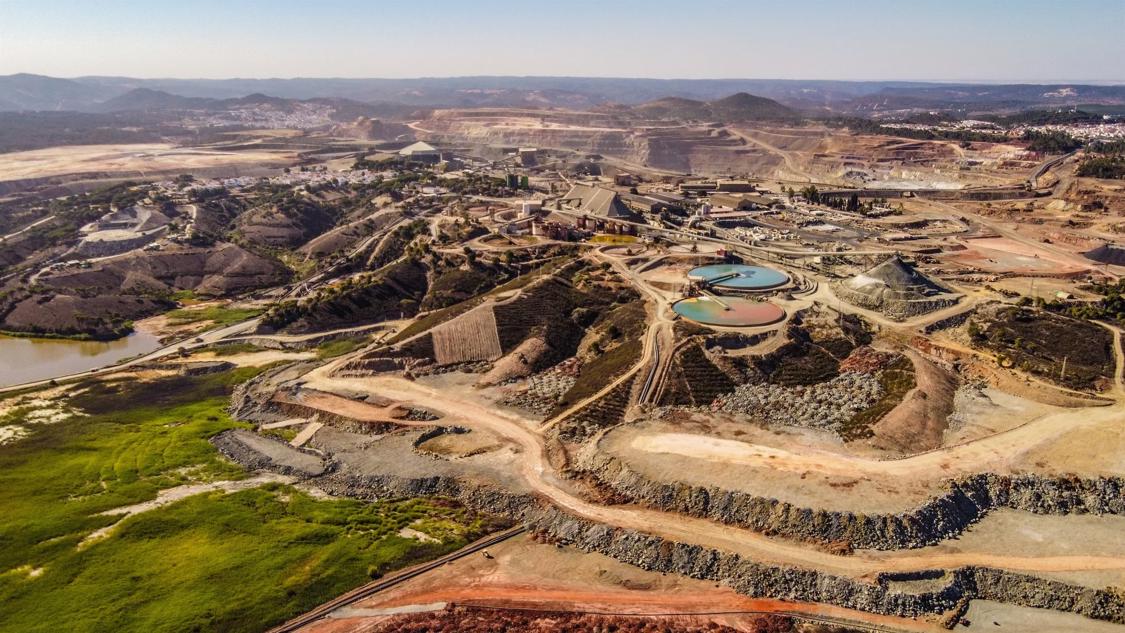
[1,0,1122,81]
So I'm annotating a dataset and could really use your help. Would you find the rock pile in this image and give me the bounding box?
[713,372,882,428]
[833,255,958,321]
[838,347,897,373]
[945,381,991,432]
[501,365,578,415]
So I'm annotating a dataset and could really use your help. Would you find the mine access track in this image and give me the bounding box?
[267,525,528,633]
[451,603,904,633]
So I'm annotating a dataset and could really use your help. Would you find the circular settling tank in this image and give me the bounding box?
[687,264,788,292]
[672,296,785,327]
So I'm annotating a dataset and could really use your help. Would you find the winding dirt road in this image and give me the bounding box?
[300,365,1125,581]
[288,237,1125,582]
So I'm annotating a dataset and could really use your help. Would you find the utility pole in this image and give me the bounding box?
[1060,356,1068,383]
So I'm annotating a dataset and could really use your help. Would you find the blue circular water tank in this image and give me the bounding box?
[687,264,788,291]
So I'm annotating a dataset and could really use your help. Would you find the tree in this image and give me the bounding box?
[800,185,820,204]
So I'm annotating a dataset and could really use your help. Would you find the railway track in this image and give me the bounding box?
[267,525,528,633]
[637,338,660,404]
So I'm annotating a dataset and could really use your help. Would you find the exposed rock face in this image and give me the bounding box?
[315,470,536,523]
[417,110,753,173]
[922,309,975,334]
[1084,243,1125,266]
[211,429,327,477]
[713,371,883,429]
[144,360,236,376]
[233,386,403,436]
[577,450,1125,550]
[271,397,401,435]
[1,293,171,339]
[227,361,320,423]
[75,228,164,257]
[222,388,1125,625]
[217,411,1125,625]
[528,508,1125,624]
[331,117,412,141]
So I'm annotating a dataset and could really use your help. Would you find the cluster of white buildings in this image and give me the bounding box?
[880,117,1125,143]
[1015,122,1125,142]
[182,102,336,130]
[881,119,1002,132]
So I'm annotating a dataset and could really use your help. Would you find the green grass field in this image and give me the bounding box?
[0,370,495,633]
[206,342,265,357]
[166,305,264,328]
[315,336,372,360]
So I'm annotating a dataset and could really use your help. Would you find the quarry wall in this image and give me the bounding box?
[225,376,1125,625]
[214,429,1125,625]
[576,449,1125,551]
[530,508,1125,624]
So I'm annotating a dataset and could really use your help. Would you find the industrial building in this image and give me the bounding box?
[398,141,441,163]
[708,192,774,211]
[556,184,639,234]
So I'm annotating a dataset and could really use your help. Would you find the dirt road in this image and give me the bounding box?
[728,127,818,183]
[299,366,1125,580]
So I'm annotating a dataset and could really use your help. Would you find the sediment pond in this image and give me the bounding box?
[0,331,161,387]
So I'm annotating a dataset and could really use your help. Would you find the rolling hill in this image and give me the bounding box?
[629,92,798,122]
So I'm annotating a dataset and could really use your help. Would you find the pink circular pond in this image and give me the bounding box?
[672,296,786,327]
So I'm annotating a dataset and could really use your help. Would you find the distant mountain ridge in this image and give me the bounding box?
[629,92,797,121]
[94,88,214,112]
[1,73,1123,114]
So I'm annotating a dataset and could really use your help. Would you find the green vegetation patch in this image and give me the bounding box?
[0,371,256,583]
[1076,154,1125,180]
[263,259,428,333]
[165,305,264,328]
[1022,129,1083,154]
[0,368,498,633]
[556,339,642,411]
[769,344,840,386]
[664,344,736,407]
[969,305,1115,391]
[421,268,498,311]
[205,342,265,357]
[316,335,372,360]
[0,486,491,633]
[589,234,638,244]
[369,219,428,269]
[1044,278,1125,326]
